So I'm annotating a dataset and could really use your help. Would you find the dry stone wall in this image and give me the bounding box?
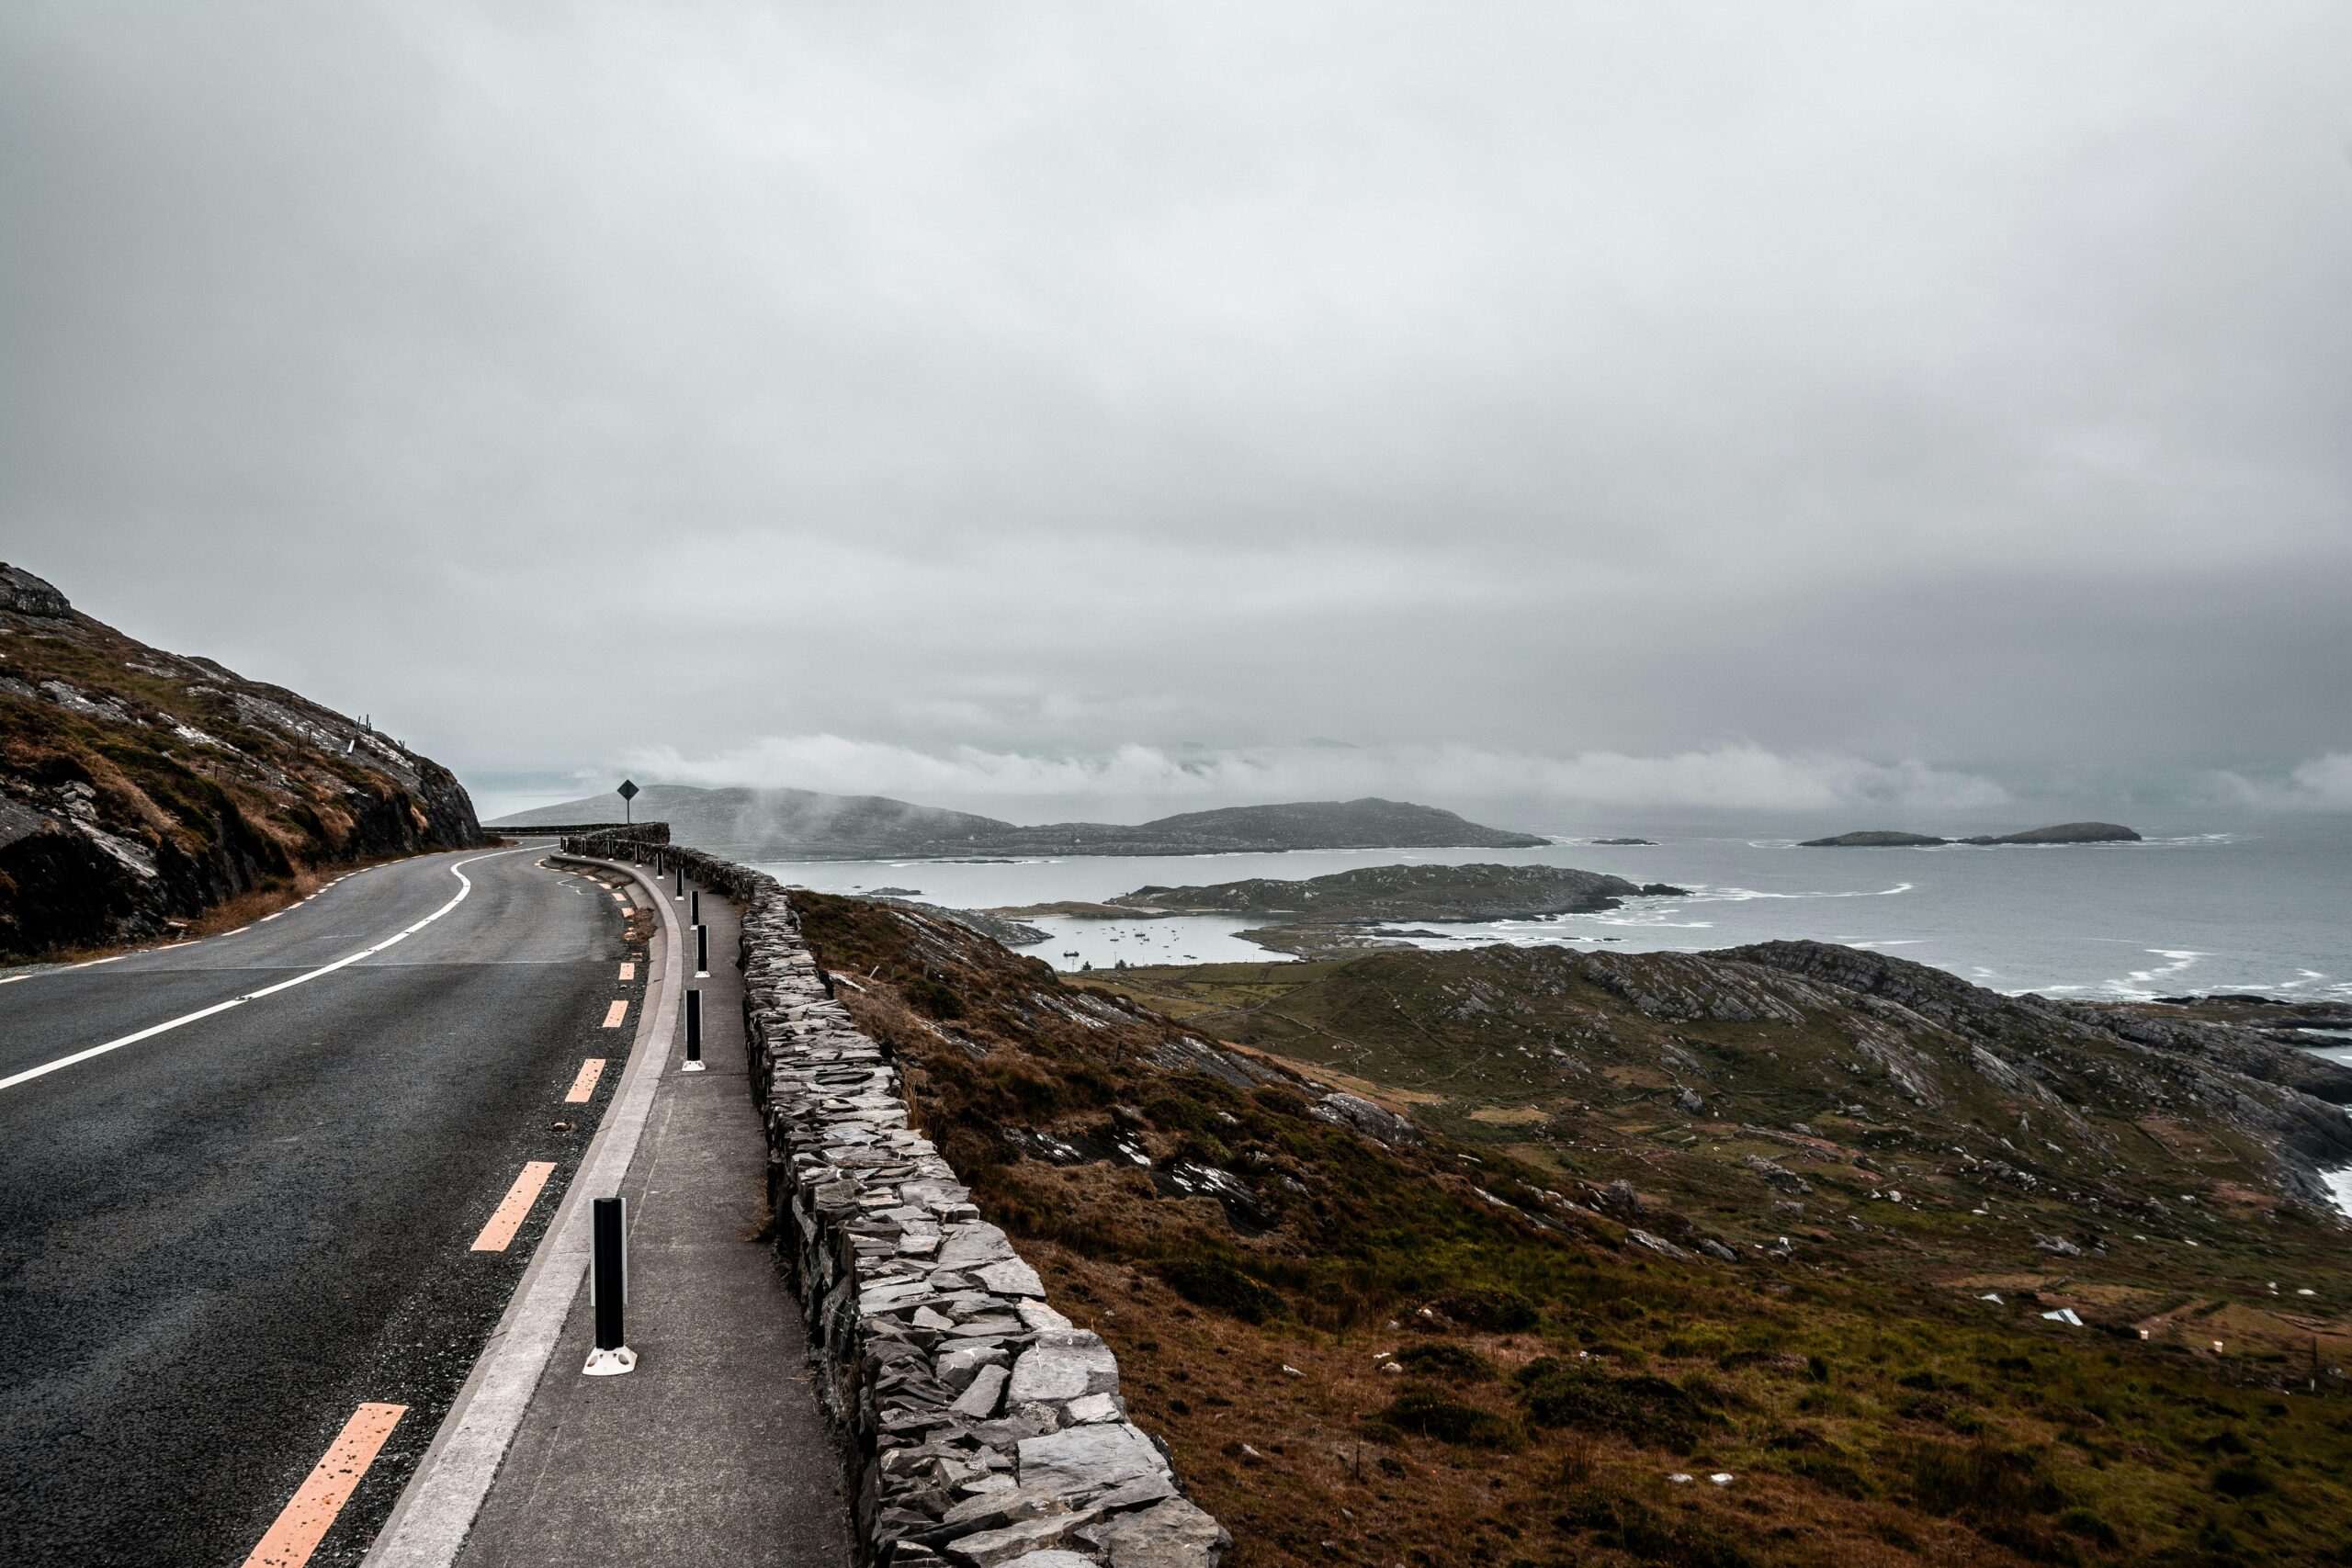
[560,827,1230,1568]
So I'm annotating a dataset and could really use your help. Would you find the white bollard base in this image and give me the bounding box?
[681,1060,707,1073]
[582,1346,638,1377]
[695,969,709,979]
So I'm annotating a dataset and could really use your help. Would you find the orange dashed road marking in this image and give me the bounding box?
[564,1058,606,1104]
[470,1161,557,1252]
[618,961,635,980]
[240,1402,405,1568]
[603,999,628,1028]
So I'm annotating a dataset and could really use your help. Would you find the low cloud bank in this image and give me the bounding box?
[618,736,2011,814]
[2214,753,2352,811]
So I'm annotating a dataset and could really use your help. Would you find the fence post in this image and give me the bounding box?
[684,988,706,1073]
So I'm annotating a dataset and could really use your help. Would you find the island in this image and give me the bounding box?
[1799,830,1951,847]
[1589,837,1657,845]
[1801,821,2142,848]
[1959,821,2142,845]
[1017,862,1690,957]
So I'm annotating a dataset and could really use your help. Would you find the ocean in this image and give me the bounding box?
[750,812,2350,1002]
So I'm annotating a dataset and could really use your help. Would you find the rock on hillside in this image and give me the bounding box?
[0,564,482,957]
[495,784,1544,858]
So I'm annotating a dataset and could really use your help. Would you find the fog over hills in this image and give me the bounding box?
[492,784,1544,860]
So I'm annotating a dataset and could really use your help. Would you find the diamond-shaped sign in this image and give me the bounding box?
[616,779,639,800]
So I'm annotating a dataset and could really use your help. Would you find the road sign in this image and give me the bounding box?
[617,778,639,823]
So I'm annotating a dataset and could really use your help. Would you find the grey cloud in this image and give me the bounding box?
[2,1,2345,806]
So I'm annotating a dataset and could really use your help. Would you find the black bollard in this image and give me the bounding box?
[583,1197,635,1375]
[673,864,684,900]
[689,888,699,925]
[683,988,705,1073]
[695,922,709,978]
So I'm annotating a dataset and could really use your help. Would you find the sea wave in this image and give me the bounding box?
[1655,882,1915,903]
[2101,949,2207,998]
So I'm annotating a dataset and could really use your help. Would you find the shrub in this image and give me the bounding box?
[1396,1342,1496,1383]
[1159,1255,1283,1323]
[1552,1488,1758,1568]
[905,976,964,1019]
[1905,1443,2068,1519]
[2211,1462,2271,1500]
[2058,1507,2121,1549]
[1376,1390,1521,1449]
[1433,1284,1540,1332]
[1785,1453,1873,1499]
[1515,1358,1713,1452]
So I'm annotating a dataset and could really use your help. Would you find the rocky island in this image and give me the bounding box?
[1010,862,1691,956]
[0,563,483,958]
[1802,820,2142,847]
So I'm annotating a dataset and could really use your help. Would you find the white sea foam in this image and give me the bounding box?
[2324,1168,2352,1224]
[1649,882,1912,904]
[2103,949,2208,998]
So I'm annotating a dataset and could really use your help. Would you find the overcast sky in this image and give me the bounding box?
[4,2,2346,821]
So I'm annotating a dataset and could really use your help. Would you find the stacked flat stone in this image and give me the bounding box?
[564,832,1229,1568]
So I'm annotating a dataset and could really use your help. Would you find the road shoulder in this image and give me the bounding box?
[361,852,684,1568]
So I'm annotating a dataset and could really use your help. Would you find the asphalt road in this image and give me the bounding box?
[0,844,644,1568]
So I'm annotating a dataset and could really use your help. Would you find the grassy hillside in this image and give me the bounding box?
[0,564,481,957]
[789,893,2352,1568]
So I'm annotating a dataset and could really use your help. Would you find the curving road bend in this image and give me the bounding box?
[0,844,646,1568]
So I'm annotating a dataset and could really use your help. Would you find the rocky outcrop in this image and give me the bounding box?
[562,827,1227,1568]
[876,899,1051,951]
[0,563,72,617]
[0,564,483,958]
[1721,939,2352,1201]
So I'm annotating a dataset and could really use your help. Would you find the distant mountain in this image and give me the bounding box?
[0,563,482,958]
[493,784,1006,858]
[492,784,1545,859]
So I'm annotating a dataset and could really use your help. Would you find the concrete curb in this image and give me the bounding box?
[360,851,684,1568]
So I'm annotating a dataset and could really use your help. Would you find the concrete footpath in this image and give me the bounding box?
[453,868,853,1568]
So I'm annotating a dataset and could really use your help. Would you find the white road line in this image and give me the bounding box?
[0,847,538,1094]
